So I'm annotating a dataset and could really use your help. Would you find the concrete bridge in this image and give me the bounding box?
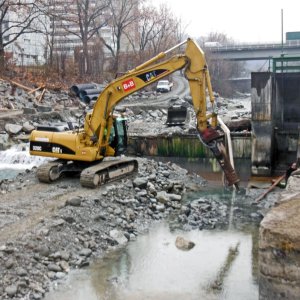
[209,42,300,61]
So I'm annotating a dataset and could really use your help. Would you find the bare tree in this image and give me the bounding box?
[137,4,157,52]
[56,0,108,75]
[123,4,159,64]
[199,33,246,96]
[35,1,55,68]
[0,0,43,70]
[99,0,140,73]
[43,14,55,67]
[149,4,180,55]
[174,16,188,44]
[204,32,234,46]
[124,3,183,65]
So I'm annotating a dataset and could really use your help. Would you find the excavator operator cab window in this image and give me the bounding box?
[109,118,128,155]
[108,127,115,144]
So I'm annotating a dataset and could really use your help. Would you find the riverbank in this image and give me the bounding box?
[0,155,269,299]
[258,170,300,300]
[0,156,235,299]
[0,77,277,299]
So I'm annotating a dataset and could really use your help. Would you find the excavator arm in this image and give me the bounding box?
[30,38,239,188]
[84,38,239,187]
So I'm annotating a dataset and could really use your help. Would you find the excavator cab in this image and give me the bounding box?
[109,118,128,156]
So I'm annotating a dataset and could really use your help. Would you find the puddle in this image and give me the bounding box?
[45,188,259,300]
[45,224,258,300]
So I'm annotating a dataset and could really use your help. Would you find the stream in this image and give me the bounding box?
[43,159,258,300]
[0,144,51,180]
[44,187,259,300]
[0,147,259,299]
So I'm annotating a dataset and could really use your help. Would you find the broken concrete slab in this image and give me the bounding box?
[5,123,22,135]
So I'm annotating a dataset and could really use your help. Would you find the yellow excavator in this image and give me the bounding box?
[29,38,239,188]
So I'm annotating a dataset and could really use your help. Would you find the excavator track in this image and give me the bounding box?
[36,160,64,183]
[36,158,138,187]
[80,158,138,188]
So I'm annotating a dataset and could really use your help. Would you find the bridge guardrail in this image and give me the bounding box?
[207,41,300,52]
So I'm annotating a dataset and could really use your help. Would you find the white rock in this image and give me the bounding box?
[175,236,195,251]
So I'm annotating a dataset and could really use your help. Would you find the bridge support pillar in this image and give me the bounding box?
[251,73,273,175]
[251,71,300,175]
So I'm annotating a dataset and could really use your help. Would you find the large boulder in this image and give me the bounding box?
[109,229,128,246]
[175,236,195,251]
[5,123,22,135]
[23,107,37,114]
[22,122,35,133]
[0,133,10,150]
[35,105,52,112]
[259,176,300,300]
[133,177,148,189]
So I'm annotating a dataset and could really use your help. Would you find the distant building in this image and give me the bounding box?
[4,6,47,66]
[48,0,115,56]
[4,0,139,67]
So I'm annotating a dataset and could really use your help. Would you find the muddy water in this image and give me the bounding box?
[44,158,258,300]
[45,187,259,300]
[1,148,258,299]
[45,226,258,300]
[154,157,252,188]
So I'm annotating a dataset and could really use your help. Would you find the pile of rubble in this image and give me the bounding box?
[0,78,260,299]
[0,78,82,149]
[0,157,228,299]
[0,79,77,112]
[125,95,251,137]
[0,78,252,150]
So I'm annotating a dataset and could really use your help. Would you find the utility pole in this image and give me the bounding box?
[281,9,284,73]
[281,9,284,54]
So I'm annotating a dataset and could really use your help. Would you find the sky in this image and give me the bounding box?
[150,0,300,44]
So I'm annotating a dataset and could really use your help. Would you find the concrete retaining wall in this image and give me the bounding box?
[259,172,300,299]
[251,72,300,175]
[251,72,273,175]
[128,133,251,158]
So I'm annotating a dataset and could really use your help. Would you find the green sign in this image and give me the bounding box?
[286,32,300,41]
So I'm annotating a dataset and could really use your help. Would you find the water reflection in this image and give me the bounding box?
[44,161,258,300]
[45,222,258,300]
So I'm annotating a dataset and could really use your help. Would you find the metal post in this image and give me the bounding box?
[281,9,284,54]
[281,9,284,73]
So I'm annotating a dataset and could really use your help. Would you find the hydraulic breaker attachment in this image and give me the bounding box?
[199,127,240,188]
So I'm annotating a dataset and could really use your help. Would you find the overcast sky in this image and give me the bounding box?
[150,0,300,44]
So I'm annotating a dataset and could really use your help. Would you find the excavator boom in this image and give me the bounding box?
[29,38,239,188]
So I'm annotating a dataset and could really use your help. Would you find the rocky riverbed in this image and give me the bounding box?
[0,76,251,150]
[0,76,267,299]
[0,152,275,300]
[0,156,218,299]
